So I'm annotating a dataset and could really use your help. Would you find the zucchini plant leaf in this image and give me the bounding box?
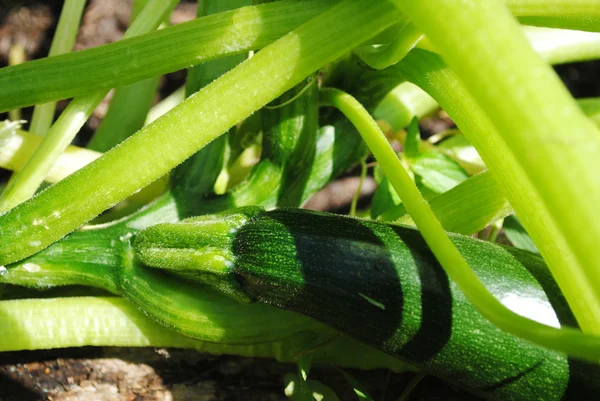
[284,374,340,401]
[404,116,420,158]
[284,373,318,401]
[371,164,401,219]
[372,82,438,132]
[380,171,512,235]
[338,369,375,401]
[504,215,539,253]
[410,149,468,194]
[577,97,600,126]
[436,133,486,175]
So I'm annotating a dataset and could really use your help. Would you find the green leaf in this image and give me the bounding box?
[504,215,539,254]
[410,150,468,194]
[436,133,486,175]
[338,369,374,401]
[380,171,512,235]
[404,116,421,158]
[371,169,401,219]
[284,374,317,401]
[285,374,340,401]
[372,82,438,131]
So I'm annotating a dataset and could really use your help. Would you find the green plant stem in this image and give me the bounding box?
[0,126,100,183]
[144,86,185,125]
[392,0,600,333]
[372,82,438,131]
[0,296,407,371]
[87,77,160,152]
[0,0,399,266]
[0,1,335,112]
[381,171,513,235]
[7,44,25,122]
[87,0,166,152]
[320,87,600,363]
[186,0,251,96]
[355,22,423,70]
[0,0,595,113]
[349,158,368,217]
[486,218,504,243]
[29,0,86,136]
[396,373,425,401]
[523,26,600,64]
[176,0,251,196]
[0,0,179,213]
[507,0,600,31]
[506,0,600,15]
[395,49,600,331]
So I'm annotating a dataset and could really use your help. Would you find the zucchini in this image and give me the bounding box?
[136,207,600,401]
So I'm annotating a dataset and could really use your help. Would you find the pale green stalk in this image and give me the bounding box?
[179,0,252,196]
[87,77,160,152]
[392,0,600,333]
[0,0,400,266]
[355,22,423,70]
[145,86,185,125]
[0,0,594,112]
[29,0,86,136]
[524,26,600,64]
[508,0,600,31]
[7,44,25,121]
[320,87,600,362]
[87,0,164,152]
[372,26,600,130]
[372,82,438,131]
[506,0,600,16]
[0,296,406,371]
[186,0,251,96]
[0,0,179,212]
[396,50,597,335]
[0,125,100,183]
[349,158,368,217]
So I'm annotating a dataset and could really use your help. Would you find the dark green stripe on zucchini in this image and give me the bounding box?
[137,207,600,401]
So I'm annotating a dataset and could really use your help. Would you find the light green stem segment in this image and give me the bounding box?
[0,0,594,113]
[7,45,25,121]
[0,0,336,112]
[506,0,600,16]
[391,0,600,334]
[0,0,399,265]
[87,0,164,152]
[0,91,105,212]
[507,0,600,31]
[320,87,600,362]
[145,86,185,125]
[0,123,101,183]
[29,0,86,136]
[0,296,407,371]
[355,22,423,70]
[186,0,251,96]
[87,77,160,152]
[0,0,180,213]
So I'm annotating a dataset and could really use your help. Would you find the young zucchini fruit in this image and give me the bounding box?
[135,207,600,401]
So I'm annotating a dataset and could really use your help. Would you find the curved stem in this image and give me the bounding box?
[320,87,600,362]
[0,123,100,183]
[392,0,600,333]
[355,21,422,70]
[29,0,86,136]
